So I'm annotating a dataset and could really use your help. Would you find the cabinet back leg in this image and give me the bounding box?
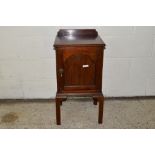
[93,98,97,105]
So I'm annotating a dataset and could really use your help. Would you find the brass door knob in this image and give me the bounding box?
[59,68,64,77]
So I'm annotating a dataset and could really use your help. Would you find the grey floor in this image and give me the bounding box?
[0,98,154,129]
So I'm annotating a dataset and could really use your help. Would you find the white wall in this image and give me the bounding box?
[0,26,155,99]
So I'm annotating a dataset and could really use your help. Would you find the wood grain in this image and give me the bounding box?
[54,29,105,125]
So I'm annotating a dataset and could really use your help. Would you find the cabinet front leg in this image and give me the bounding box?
[98,96,104,124]
[55,96,67,125]
[56,98,61,125]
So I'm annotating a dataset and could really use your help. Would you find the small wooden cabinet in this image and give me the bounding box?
[54,29,105,125]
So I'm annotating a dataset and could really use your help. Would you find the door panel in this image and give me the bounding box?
[56,46,103,93]
[64,53,95,86]
[62,47,99,91]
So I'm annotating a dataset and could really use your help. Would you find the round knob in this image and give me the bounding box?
[59,68,64,77]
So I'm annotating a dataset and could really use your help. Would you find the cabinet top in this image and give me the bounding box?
[54,29,105,48]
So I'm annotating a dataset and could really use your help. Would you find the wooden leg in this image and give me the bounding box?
[55,96,67,125]
[93,98,97,105]
[56,98,61,125]
[98,96,104,124]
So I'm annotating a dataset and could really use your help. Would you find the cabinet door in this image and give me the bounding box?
[57,46,103,93]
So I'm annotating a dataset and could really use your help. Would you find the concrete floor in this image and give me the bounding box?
[0,98,154,129]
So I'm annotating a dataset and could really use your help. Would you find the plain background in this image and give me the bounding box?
[0,26,155,99]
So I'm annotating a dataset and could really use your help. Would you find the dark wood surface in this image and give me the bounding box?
[57,29,98,38]
[54,29,105,125]
[56,46,104,94]
[54,29,105,47]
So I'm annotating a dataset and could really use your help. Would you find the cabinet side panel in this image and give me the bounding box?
[95,47,104,91]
